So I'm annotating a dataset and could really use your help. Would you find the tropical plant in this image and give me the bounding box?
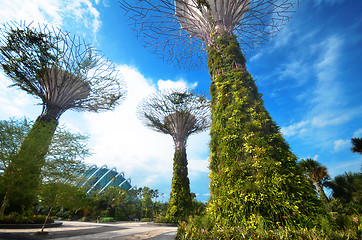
[298,158,330,203]
[138,89,210,220]
[0,22,125,216]
[351,137,362,154]
[327,171,362,215]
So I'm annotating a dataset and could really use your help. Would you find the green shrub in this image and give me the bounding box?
[176,215,362,240]
[0,213,54,224]
[61,210,72,219]
[100,217,115,222]
[141,218,152,222]
[154,216,176,223]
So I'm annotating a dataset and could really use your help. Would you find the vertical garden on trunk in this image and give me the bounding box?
[206,32,325,228]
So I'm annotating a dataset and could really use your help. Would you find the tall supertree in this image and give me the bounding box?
[0,22,126,215]
[120,0,325,229]
[138,89,210,219]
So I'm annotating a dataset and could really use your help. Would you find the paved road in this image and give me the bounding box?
[0,221,178,240]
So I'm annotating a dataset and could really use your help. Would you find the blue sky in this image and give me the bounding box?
[0,0,361,203]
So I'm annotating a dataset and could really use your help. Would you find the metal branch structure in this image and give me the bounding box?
[0,21,126,120]
[120,0,296,69]
[137,89,210,218]
[0,21,126,216]
[138,89,210,150]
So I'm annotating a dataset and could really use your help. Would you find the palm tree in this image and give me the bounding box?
[0,22,126,216]
[137,89,210,219]
[351,137,362,154]
[326,171,362,214]
[298,158,330,203]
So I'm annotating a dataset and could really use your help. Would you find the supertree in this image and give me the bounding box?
[137,89,210,219]
[120,0,326,229]
[0,22,126,215]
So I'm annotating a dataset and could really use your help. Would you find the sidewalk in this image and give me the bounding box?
[0,221,178,239]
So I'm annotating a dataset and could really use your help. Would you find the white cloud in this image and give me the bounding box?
[280,35,361,149]
[0,73,40,120]
[157,79,198,91]
[281,120,309,137]
[0,0,101,40]
[353,129,362,138]
[333,139,350,152]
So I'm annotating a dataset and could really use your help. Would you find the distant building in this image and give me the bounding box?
[76,164,132,195]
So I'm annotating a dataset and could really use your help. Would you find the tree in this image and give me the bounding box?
[0,118,90,215]
[327,171,362,214]
[138,89,210,219]
[0,22,126,216]
[0,118,31,171]
[120,0,325,229]
[351,137,362,154]
[39,182,89,232]
[298,158,330,203]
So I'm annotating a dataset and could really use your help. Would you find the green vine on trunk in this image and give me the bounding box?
[206,32,326,229]
[167,147,193,220]
[0,117,58,216]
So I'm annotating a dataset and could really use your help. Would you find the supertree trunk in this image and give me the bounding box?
[0,115,58,216]
[206,32,324,228]
[167,145,193,219]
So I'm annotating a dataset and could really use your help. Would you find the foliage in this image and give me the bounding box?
[176,215,362,240]
[0,118,31,171]
[89,187,163,221]
[351,138,362,154]
[167,148,193,220]
[141,217,152,222]
[39,182,90,214]
[0,118,90,216]
[326,171,362,215]
[0,118,90,182]
[0,117,58,216]
[297,158,330,203]
[206,32,325,229]
[0,213,54,224]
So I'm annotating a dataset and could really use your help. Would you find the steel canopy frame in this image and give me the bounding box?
[119,0,296,70]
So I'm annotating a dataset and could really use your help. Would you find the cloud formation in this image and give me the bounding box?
[0,0,101,40]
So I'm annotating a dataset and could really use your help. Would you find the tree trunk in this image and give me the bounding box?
[206,32,325,228]
[167,146,192,220]
[1,116,58,215]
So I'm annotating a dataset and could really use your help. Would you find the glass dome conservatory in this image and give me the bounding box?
[76,164,132,195]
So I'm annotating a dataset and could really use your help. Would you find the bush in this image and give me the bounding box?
[154,216,177,223]
[0,213,54,224]
[100,217,115,222]
[61,210,72,219]
[175,215,362,240]
[141,218,152,222]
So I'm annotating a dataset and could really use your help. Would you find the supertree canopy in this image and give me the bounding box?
[120,0,326,230]
[120,0,294,70]
[0,21,126,216]
[138,89,210,219]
